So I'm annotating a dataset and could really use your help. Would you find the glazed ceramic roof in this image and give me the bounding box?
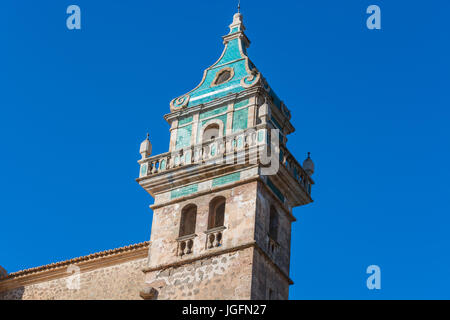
[170,12,289,118]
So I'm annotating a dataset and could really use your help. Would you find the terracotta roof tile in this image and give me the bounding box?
[0,241,150,280]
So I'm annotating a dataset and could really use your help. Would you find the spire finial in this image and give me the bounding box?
[146,132,149,140]
[238,0,241,13]
[307,152,311,158]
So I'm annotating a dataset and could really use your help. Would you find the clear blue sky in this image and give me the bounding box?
[1,0,449,299]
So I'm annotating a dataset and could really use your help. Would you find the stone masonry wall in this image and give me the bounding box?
[148,181,258,268]
[249,181,294,299]
[0,257,147,300]
[144,247,254,300]
[255,181,293,276]
[144,181,259,299]
[250,248,290,300]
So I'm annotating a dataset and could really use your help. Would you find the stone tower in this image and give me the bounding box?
[137,11,315,300]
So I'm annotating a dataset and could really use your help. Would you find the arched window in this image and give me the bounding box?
[269,206,279,241]
[179,204,197,237]
[202,123,220,141]
[208,197,226,230]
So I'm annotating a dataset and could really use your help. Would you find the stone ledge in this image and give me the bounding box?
[150,175,259,210]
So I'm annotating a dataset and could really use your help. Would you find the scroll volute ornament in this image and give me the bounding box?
[240,71,261,88]
[170,94,190,112]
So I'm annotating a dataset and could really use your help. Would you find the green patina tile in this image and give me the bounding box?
[267,179,285,203]
[197,114,228,143]
[257,130,265,142]
[190,85,244,107]
[140,163,148,177]
[232,107,248,132]
[234,99,249,109]
[237,136,243,148]
[171,184,199,199]
[199,106,228,120]
[178,116,193,126]
[160,159,166,170]
[176,124,192,149]
[216,38,241,65]
[212,172,241,187]
[190,86,243,107]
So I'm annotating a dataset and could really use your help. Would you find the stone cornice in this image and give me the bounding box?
[222,31,250,48]
[148,174,297,224]
[164,86,262,123]
[163,86,295,138]
[149,175,259,210]
[0,242,150,292]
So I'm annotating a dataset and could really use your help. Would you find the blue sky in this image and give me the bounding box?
[1,0,449,299]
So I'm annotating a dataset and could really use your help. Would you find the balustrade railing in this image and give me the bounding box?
[176,234,196,257]
[279,145,312,194]
[204,226,226,249]
[138,126,313,195]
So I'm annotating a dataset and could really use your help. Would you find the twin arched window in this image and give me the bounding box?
[178,197,226,237]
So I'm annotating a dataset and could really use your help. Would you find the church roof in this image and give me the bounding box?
[170,11,291,119]
[0,241,149,281]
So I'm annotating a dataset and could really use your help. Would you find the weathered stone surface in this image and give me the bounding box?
[0,258,147,300]
[143,179,295,300]
[145,248,253,300]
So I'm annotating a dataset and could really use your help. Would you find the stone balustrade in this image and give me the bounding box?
[175,227,226,258]
[176,234,196,257]
[138,126,313,196]
[279,145,312,195]
[204,226,226,249]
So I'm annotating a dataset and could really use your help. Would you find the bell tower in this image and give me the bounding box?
[137,10,315,300]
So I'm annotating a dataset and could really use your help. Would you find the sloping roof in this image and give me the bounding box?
[169,12,291,119]
[170,12,257,111]
[0,241,150,281]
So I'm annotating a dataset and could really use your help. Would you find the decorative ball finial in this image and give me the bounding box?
[303,152,315,176]
[230,1,245,32]
[139,133,152,160]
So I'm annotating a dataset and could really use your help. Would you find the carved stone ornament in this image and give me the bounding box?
[170,94,190,111]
